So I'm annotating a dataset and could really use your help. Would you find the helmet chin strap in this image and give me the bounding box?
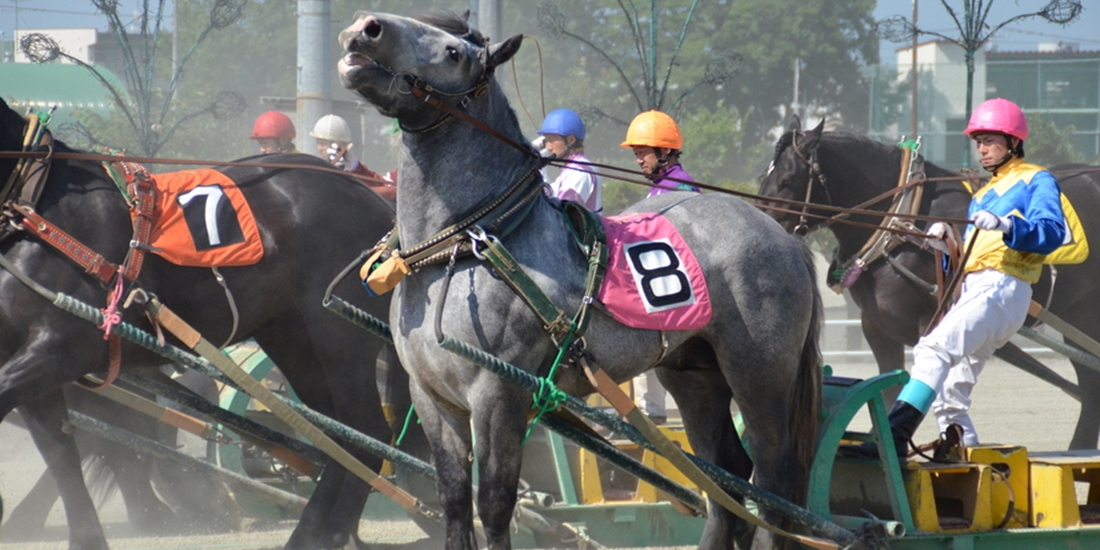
[651,149,673,176]
[982,152,1016,173]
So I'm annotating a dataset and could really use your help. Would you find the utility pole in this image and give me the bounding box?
[478,0,502,43]
[297,0,332,154]
[910,0,918,140]
[791,58,801,118]
[173,0,179,84]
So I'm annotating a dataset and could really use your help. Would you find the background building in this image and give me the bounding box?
[879,40,1100,168]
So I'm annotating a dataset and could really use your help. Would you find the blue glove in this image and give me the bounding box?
[971,210,1012,232]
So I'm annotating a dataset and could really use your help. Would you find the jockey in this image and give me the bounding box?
[251,111,300,155]
[845,98,1067,460]
[536,108,601,212]
[621,110,699,197]
[310,114,397,200]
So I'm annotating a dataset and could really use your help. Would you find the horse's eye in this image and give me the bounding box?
[446,46,460,62]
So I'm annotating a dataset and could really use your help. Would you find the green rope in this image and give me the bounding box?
[522,323,576,445]
[395,405,417,447]
[897,138,921,152]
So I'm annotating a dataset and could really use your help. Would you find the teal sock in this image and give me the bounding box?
[897,379,935,413]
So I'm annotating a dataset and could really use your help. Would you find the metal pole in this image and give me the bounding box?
[297,0,332,155]
[68,410,309,513]
[478,0,502,43]
[910,0,919,140]
[792,58,801,118]
[172,0,179,81]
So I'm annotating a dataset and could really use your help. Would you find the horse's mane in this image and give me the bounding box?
[0,99,28,151]
[769,129,899,166]
[412,10,487,46]
[819,132,960,179]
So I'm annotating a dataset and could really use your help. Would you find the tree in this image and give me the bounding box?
[512,0,879,200]
[22,0,247,158]
[537,0,738,118]
[1025,114,1083,167]
[709,0,879,134]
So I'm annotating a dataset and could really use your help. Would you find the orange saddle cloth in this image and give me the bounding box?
[140,168,264,267]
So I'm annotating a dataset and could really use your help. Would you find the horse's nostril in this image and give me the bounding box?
[363,17,382,39]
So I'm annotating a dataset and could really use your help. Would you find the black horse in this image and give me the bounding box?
[0,96,402,549]
[758,117,1100,450]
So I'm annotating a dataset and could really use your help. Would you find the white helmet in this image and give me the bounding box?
[310,114,352,143]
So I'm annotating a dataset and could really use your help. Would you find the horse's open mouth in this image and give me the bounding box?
[338,52,376,78]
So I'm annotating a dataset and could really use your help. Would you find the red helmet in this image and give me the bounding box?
[251,111,296,140]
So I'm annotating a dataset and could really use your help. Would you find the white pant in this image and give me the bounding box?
[633,370,666,418]
[910,269,1031,445]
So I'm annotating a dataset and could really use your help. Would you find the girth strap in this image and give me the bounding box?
[474,211,607,345]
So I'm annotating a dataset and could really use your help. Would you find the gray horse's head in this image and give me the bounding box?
[339,11,523,129]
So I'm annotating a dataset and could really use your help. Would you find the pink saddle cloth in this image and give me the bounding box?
[598,212,712,331]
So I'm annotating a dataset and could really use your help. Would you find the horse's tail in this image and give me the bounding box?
[82,453,119,507]
[789,239,823,501]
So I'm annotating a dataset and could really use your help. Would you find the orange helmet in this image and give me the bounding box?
[621,110,683,150]
[251,111,296,140]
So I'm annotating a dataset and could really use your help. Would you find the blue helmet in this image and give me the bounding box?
[538,109,586,141]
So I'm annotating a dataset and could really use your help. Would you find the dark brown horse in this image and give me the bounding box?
[758,117,1100,450]
[0,96,401,549]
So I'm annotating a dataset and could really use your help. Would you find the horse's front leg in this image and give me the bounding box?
[472,389,528,550]
[411,381,477,550]
[0,327,110,550]
[22,389,109,550]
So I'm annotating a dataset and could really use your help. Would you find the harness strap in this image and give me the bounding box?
[404,77,537,161]
[122,165,157,282]
[403,165,542,266]
[1,112,44,205]
[11,204,119,283]
[836,142,929,289]
[15,131,53,208]
[363,165,543,295]
[850,144,923,265]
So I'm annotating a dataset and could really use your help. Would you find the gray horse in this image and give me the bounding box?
[339,11,823,550]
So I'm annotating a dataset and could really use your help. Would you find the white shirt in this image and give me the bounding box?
[546,152,601,212]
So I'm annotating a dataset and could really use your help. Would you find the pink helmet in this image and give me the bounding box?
[964,98,1028,142]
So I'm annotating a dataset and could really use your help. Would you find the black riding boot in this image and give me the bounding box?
[839,401,926,461]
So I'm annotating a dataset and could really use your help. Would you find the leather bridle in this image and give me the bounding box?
[787,130,833,235]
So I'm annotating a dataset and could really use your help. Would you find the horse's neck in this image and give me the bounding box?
[395,93,536,244]
[821,139,903,257]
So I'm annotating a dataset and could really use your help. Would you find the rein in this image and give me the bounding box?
[0,150,397,188]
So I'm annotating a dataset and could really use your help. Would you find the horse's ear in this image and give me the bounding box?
[809,119,825,138]
[486,34,523,72]
[787,114,802,133]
